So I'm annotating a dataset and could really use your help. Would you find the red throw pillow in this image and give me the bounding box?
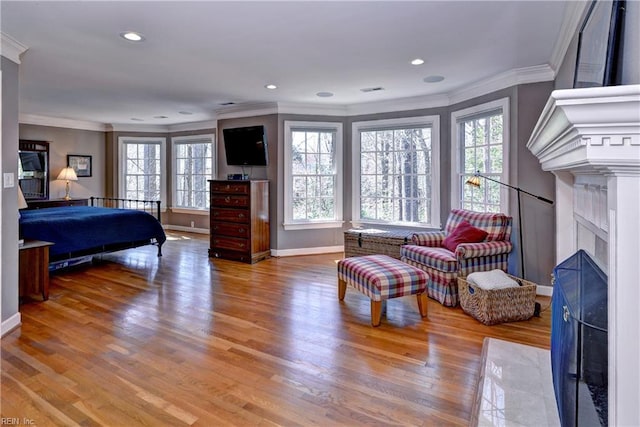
[442,220,488,252]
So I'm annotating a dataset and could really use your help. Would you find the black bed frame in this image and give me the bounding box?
[50,197,164,271]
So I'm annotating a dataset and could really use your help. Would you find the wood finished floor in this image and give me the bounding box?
[2,232,552,426]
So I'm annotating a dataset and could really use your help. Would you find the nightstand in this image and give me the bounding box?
[19,240,54,302]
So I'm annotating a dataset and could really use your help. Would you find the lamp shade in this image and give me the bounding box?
[57,167,78,181]
[18,186,28,210]
[465,175,482,188]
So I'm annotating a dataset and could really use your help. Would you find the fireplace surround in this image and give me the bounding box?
[527,84,640,426]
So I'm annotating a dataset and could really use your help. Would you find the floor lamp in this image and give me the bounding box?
[465,171,554,279]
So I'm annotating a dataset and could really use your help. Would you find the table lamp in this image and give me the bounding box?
[57,167,78,200]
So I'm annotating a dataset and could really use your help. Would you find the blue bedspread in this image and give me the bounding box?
[20,206,166,259]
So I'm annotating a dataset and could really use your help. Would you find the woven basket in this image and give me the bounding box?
[344,229,414,260]
[457,274,537,325]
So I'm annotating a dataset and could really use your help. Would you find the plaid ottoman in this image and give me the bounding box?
[337,254,430,326]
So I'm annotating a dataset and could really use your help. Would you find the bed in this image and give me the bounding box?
[20,197,166,270]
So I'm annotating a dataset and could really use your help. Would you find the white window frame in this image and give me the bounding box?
[283,120,344,230]
[450,98,510,214]
[351,115,441,229]
[171,134,216,215]
[118,136,167,206]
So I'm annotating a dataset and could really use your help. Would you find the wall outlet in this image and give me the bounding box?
[190,221,195,228]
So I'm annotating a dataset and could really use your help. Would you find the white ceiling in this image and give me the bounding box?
[1,1,569,127]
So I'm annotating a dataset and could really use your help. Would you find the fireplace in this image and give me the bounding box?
[551,250,607,426]
[527,84,640,426]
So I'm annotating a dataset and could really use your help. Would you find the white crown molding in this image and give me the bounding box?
[168,119,218,133]
[345,93,451,116]
[215,102,279,120]
[276,102,348,117]
[20,113,107,132]
[106,123,170,133]
[549,1,590,73]
[1,32,28,64]
[449,64,555,105]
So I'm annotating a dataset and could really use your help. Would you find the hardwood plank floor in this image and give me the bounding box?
[2,232,552,426]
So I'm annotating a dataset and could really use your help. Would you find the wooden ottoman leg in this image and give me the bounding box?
[371,300,383,327]
[417,292,428,317]
[338,278,347,301]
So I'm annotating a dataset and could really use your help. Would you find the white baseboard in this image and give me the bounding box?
[271,245,344,257]
[536,285,553,297]
[1,312,21,337]
[164,224,209,234]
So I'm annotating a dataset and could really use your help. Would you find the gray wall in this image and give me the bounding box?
[19,124,106,199]
[1,56,20,325]
[275,113,349,251]
[515,82,556,286]
[218,115,278,248]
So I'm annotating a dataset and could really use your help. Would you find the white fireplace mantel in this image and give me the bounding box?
[528,84,640,174]
[527,84,640,427]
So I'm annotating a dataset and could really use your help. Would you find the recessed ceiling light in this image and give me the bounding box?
[411,58,425,65]
[360,87,385,93]
[423,75,445,83]
[131,118,144,121]
[316,92,334,98]
[153,115,168,119]
[265,84,277,90]
[120,31,145,42]
[178,111,193,115]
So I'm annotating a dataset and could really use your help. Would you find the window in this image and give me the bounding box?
[172,135,215,211]
[352,116,440,228]
[451,98,509,213]
[118,137,166,203]
[283,121,343,230]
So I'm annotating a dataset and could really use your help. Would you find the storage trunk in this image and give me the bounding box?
[344,229,414,260]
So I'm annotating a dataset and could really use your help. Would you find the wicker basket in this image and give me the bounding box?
[457,274,537,325]
[344,229,414,260]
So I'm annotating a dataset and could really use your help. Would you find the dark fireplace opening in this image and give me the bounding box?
[551,249,607,426]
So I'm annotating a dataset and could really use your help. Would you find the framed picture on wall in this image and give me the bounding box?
[573,0,626,88]
[67,154,92,177]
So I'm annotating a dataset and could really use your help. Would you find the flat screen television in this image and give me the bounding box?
[223,125,268,166]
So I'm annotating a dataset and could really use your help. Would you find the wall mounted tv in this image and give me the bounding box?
[223,125,268,166]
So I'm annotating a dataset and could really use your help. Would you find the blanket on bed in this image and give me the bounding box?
[20,206,166,258]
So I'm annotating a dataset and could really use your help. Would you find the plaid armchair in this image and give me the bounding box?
[400,209,513,307]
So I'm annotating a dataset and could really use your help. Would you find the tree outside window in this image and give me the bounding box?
[173,136,214,210]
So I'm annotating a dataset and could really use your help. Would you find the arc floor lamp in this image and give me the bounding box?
[466,171,554,279]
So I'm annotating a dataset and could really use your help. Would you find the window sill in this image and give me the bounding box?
[283,220,344,231]
[169,207,209,216]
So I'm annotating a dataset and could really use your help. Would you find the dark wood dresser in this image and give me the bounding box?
[209,180,270,263]
[26,198,88,209]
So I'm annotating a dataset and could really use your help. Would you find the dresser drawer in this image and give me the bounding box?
[211,194,249,208]
[211,221,250,238]
[212,236,249,252]
[209,249,250,263]
[211,208,250,223]
[210,181,249,194]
